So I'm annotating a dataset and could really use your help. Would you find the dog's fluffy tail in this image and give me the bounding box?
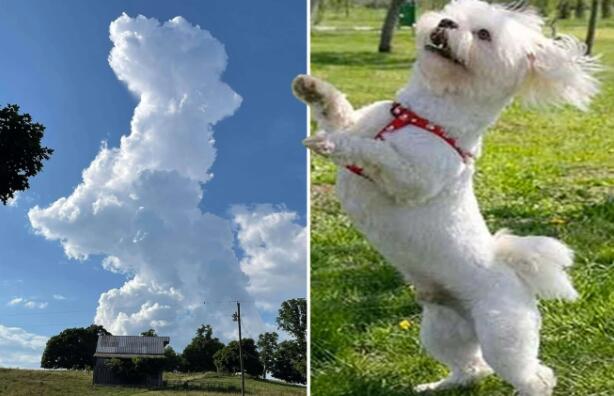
[494,229,578,301]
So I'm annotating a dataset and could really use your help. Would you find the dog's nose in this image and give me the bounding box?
[438,18,458,29]
[430,29,446,46]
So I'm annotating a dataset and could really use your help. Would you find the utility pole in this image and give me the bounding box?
[232,301,245,396]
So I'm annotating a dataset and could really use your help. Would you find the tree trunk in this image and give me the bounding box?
[311,0,322,25]
[603,0,612,18]
[379,0,405,53]
[586,0,599,54]
[576,0,586,17]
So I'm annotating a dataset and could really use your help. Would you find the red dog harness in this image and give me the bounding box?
[346,102,473,178]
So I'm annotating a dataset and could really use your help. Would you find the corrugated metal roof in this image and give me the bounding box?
[94,335,170,358]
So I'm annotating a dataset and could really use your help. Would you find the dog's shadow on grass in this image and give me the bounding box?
[485,195,613,245]
[326,373,512,396]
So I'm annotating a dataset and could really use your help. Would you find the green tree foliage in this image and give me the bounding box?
[140,329,157,337]
[213,338,263,376]
[41,325,109,369]
[163,346,181,372]
[270,340,306,384]
[537,0,553,16]
[272,299,306,384]
[277,299,307,349]
[558,0,572,18]
[257,332,279,379]
[181,324,224,372]
[0,104,53,205]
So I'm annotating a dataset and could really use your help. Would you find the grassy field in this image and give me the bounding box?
[310,7,614,396]
[0,369,305,396]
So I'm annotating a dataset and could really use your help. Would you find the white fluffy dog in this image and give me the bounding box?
[294,1,599,395]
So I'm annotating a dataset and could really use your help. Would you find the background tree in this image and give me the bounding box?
[272,299,306,384]
[312,0,322,25]
[537,0,553,16]
[603,0,612,18]
[270,340,306,384]
[140,329,157,336]
[586,0,599,54]
[575,0,587,17]
[558,0,572,18]
[181,324,224,372]
[277,299,307,349]
[257,332,279,379]
[213,339,263,376]
[0,104,53,205]
[41,325,109,369]
[378,0,405,52]
[163,346,180,372]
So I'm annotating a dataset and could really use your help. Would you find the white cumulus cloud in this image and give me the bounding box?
[233,205,306,312]
[0,325,47,368]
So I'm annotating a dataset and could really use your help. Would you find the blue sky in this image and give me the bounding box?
[0,0,306,366]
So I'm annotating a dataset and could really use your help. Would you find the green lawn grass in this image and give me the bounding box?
[0,369,305,396]
[310,8,614,396]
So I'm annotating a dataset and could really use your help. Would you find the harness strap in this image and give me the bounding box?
[345,102,473,178]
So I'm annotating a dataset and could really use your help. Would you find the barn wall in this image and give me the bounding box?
[93,357,163,387]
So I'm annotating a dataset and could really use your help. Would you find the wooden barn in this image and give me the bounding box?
[93,335,170,387]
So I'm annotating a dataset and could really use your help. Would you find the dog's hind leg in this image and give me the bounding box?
[414,303,493,393]
[292,74,355,132]
[472,289,556,396]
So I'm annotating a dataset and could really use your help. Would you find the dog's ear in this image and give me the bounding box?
[518,35,600,111]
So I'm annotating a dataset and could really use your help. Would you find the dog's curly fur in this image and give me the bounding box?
[294,1,599,395]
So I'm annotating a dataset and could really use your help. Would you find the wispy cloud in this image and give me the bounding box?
[7,298,24,306]
[8,298,48,309]
[52,294,66,301]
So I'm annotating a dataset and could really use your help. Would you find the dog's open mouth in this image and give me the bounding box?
[425,30,463,65]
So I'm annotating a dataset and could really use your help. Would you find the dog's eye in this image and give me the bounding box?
[477,29,491,41]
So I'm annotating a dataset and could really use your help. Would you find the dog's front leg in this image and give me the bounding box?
[292,74,355,132]
[306,132,450,202]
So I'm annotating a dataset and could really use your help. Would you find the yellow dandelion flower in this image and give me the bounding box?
[399,320,412,330]
[550,216,566,225]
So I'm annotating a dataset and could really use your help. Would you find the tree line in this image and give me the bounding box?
[40,298,306,384]
[311,0,610,55]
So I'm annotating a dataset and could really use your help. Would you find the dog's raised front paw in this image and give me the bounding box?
[292,74,327,106]
[303,132,336,156]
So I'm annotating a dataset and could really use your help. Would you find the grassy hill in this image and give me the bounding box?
[310,6,614,396]
[0,369,305,396]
